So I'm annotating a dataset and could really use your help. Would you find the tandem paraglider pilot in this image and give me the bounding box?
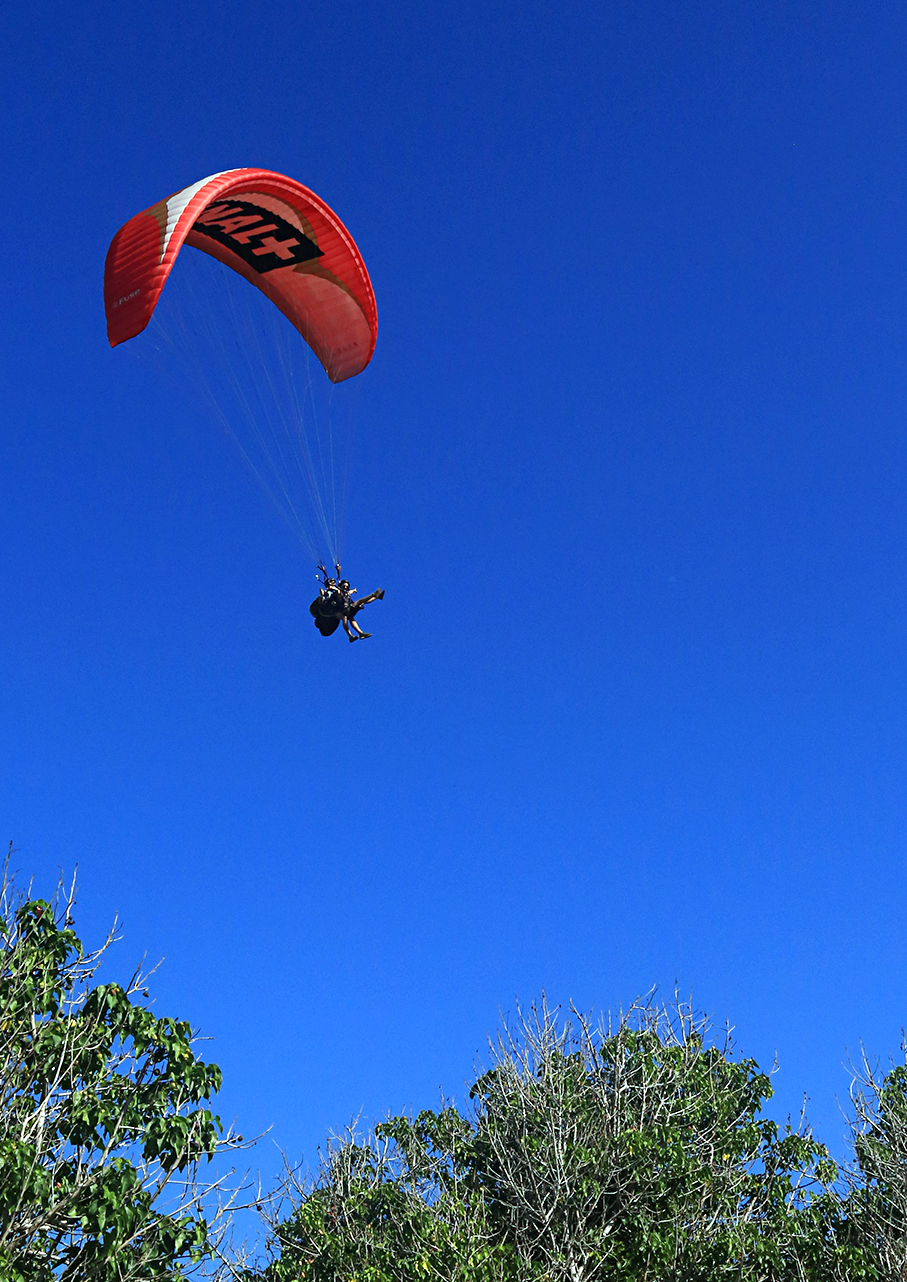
[310,565,385,643]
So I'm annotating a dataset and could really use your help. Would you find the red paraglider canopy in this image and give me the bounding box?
[104,168,377,383]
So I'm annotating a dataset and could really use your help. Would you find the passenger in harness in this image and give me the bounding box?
[309,564,385,642]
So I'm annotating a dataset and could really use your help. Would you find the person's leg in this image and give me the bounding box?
[356,588,385,606]
[342,618,357,642]
[346,603,369,638]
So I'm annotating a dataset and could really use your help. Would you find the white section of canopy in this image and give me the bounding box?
[161,170,238,263]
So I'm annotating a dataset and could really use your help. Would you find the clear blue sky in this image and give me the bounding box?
[3,0,907,1175]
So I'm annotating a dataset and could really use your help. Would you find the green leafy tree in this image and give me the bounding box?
[250,998,862,1282]
[0,848,243,1282]
[838,1044,907,1282]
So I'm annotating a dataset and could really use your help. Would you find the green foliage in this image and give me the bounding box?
[249,1000,883,1282]
[843,1051,907,1280]
[0,854,237,1282]
[251,1115,507,1282]
[465,1022,830,1280]
[8,847,907,1282]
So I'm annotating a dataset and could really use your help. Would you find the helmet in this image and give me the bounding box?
[325,577,338,588]
[340,580,350,591]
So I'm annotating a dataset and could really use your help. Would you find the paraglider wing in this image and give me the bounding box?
[104,168,377,383]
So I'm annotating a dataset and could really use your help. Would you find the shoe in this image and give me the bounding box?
[358,632,372,639]
[348,634,357,643]
[377,589,385,600]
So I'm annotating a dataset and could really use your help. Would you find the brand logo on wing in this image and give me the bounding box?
[192,201,323,273]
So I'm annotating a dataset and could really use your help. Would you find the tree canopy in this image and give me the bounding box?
[0,850,242,1282]
[249,1000,904,1282]
[4,852,907,1282]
